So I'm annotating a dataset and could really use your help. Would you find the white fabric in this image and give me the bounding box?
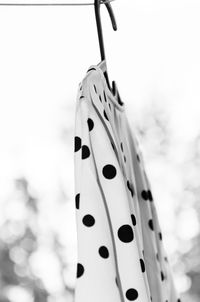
[73,64,181,302]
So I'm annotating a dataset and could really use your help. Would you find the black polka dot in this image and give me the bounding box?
[156,253,159,261]
[99,246,109,258]
[120,142,124,152]
[131,214,136,226]
[93,84,97,93]
[118,224,134,243]
[103,109,109,121]
[102,164,117,179]
[124,155,126,162]
[177,299,181,302]
[103,90,107,102]
[136,154,140,162]
[75,193,80,209]
[158,232,162,240]
[150,297,152,301]
[141,190,148,200]
[74,136,81,152]
[81,145,90,159]
[99,95,102,102]
[140,258,145,272]
[166,300,168,302]
[111,141,115,151]
[148,190,153,201]
[127,180,134,197]
[148,219,154,231]
[87,118,94,131]
[161,271,165,281]
[109,103,111,110]
[77,263,84,278]
[125,288,138,300]
[82,214,95,227]
[164,256,168,262]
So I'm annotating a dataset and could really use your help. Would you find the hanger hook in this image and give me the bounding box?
[102,0,117,31]
[94,0,117,61]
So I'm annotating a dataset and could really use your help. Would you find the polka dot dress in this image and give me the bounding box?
[73,64,181,302]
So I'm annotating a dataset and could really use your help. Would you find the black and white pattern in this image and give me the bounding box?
[73,64,181,302]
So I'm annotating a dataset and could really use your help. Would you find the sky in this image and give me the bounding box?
[0,0,200,301]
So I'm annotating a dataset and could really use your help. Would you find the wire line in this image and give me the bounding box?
[0,0,115,5]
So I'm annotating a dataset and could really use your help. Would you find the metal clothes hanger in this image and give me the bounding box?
[94,0,122,103]
[0,0,121,100]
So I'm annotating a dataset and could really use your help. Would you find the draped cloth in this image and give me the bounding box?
[73,64,181,302]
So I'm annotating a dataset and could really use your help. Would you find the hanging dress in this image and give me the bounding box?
[73,64,181,302]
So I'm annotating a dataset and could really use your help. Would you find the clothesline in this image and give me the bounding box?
[0,0,115,5]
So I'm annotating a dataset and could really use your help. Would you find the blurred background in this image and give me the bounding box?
[0,0,200,301]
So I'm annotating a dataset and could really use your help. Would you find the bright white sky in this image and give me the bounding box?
[0,0,200,301]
